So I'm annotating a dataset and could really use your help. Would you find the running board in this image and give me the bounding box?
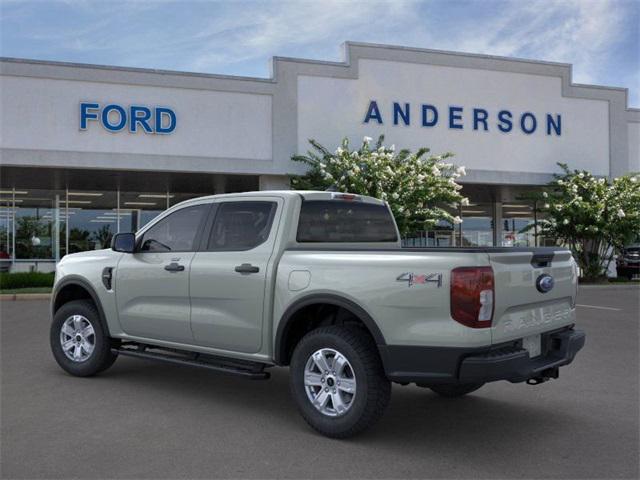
[112,344,270,380]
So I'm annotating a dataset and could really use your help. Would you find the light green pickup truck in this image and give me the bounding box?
[50,191,585,438]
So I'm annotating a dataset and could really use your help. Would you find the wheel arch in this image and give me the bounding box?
[52,276,110,336]
[274,294,386,366]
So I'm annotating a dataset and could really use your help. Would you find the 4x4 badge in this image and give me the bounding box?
[396,272,443,288]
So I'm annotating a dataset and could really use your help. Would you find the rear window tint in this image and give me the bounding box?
[297,200,398,243]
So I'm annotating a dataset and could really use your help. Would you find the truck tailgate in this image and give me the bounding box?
[489,249,577,345]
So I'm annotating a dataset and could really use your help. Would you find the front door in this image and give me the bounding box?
[115,203,210,344]
[190,198,281,353]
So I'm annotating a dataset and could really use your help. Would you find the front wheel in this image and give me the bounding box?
[429,383,484,398]
[289,325,391,438]
[50,300,118,377]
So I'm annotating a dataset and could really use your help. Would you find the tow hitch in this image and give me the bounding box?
[526,367,559,385]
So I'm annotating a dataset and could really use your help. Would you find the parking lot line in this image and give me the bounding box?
[576,304,622,311]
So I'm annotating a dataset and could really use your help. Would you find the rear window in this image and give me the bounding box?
[297,200,398,243]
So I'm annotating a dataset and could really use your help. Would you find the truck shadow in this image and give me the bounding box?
[101,357,580,452]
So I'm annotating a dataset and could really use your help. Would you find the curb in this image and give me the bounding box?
[0,293,51,301]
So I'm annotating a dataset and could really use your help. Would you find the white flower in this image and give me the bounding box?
[456,166,466,176]
[363,136,372,144]
[617,209,626,218]
[460,197,470,206]
[544,203,550,209]
[397,206,404,213]
[390,144,395,152]
[392,192,399,200]
[578,172,584,178]
[563,219,569,225]
[542,191,548,198]
[431,166,441,175]
[335,147,343,155]
[453,216,463,224]
[631,176,638,183]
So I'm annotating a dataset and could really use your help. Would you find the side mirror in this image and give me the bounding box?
[111,232,136,253]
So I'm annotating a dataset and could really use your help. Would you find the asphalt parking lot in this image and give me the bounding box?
[1,286,638,479]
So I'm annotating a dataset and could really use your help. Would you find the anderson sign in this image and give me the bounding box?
[363,100,562,136]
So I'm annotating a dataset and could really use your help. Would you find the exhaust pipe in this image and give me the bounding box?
[526,367,559,385]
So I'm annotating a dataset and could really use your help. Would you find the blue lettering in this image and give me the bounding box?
[473,108,489,131]
[393,102,410,126]
[80,102,99,130]
[520,112,537,134]
[363,100,383,124]
[101,104,127,132]
[155,107,176,134]
[421,104,438,127]
[497,110,513,132]
[130,105,153,133]
[449,106,463,129]
[546,114,561,136]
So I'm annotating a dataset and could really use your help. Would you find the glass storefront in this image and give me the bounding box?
[2,183,551,271]
[0,188,203,271]
[402,198,548,248]
[501,202,536,247]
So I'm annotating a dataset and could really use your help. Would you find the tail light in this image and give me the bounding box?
[450,266,494,328]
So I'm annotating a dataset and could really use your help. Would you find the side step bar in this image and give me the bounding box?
[112,343,270,380]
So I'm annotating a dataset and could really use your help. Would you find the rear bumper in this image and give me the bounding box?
[380,327,585,385]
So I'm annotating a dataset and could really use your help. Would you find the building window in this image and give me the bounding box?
[501,202,536,247]
[460,203,494,247]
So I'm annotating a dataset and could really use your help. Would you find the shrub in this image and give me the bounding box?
[534,163,640,281]
[291,135,467,235]
[0,272,55,290]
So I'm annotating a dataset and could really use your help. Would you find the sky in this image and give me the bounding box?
[1,0,639,106]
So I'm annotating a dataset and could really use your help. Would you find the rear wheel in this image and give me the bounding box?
[289,325,391,438]
[50,300,118,377]
[429,383,484,398]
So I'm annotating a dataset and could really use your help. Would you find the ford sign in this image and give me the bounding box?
[536,274,555,293]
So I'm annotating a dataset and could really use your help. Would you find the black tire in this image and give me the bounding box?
[289,325,391,438]
[429,383,484,398]
[50,300,118,377]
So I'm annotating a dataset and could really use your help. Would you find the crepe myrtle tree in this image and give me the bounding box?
[534,163,640,280]
[290,135,468,235]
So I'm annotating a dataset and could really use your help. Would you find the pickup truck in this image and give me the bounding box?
[50,190,585,438]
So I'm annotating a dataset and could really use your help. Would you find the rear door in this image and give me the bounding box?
[189,198,282,353]
[489,249,577,345]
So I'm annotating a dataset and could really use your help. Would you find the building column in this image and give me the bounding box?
[213,176,226,194]
[259,174,290,191]
[494,201,503,247]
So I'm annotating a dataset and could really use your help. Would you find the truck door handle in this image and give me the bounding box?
[164,262,185,272]
[235,263,260,274]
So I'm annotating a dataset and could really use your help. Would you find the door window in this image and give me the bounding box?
[207,201,277,251]
[139,204,208,252]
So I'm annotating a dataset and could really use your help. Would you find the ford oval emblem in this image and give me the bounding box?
[536,274,555,293]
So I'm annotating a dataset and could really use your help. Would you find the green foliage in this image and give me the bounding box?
[0,271,55,290]
[290,135,468,235]
[534,163,640,280]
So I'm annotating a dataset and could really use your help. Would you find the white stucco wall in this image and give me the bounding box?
[628,122,640,173]
[0,75,272,161]
[297,59,611,177]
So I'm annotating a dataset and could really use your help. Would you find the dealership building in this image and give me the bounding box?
[1,42,638,271]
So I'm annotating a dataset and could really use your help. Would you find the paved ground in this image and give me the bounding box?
[1,286,638,479]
